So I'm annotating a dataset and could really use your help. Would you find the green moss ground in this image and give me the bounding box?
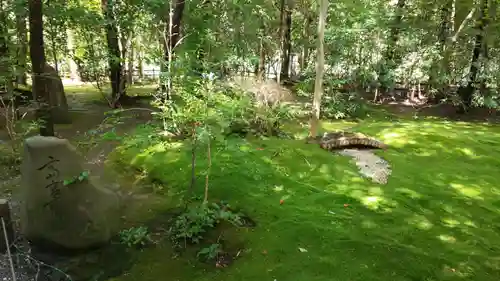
[108,110,500,281]
[64,83,157,103]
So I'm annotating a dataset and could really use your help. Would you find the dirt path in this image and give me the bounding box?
[0,94,155,281]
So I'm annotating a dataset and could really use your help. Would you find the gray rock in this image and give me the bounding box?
[20,136,120,250]
[338,149,391,184]
[43,63,71,124]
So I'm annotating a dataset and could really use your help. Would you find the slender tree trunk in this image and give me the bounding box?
[0,0,12,86]
[119,34,132,87]
[257,39,266,80]
[429,0,452,102]
[300,12,313,72]
[159,0,185,95]
[66,28,79,81]
[101,0,123,107]
[164,0,185,62]
[15,2,28,86]
[309,0,328,138]
[256,23,266,80]
[439,1,452,72]
[386,0,405,64]
[0,0,17,124]
[51,37,58,73]
[377,0,406,97]
[280,0,293,81]
[128,40,134,85]
[137,51,143,79]
[29,0,54,136]
[457,0,489,113]
[276,0,286,83]
[158,32,166,79]
[193,0,211,76]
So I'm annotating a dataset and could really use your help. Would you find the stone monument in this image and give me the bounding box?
[43,63,71,124]
[20,136,120,251]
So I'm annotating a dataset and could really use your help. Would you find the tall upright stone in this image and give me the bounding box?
[43,63,71,124]
[20,136,120,251]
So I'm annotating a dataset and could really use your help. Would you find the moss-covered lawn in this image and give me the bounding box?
[108,111,500,281]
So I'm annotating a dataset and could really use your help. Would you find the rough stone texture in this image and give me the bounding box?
[319,131,388,150]
[20,136,120,250]
[43,63,71,124]
[338,149,391,184]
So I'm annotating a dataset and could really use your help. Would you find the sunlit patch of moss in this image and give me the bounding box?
[407,214,434,230]
[64,83,157,103]
[449,183,483,200]
[438,234,457,243]
[442,217,461,228]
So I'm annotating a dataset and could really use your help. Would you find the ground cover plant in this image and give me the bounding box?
[106,108,500,281]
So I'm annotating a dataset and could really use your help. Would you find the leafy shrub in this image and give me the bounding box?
[119,226,152,248]
[171,203,242,244]
[222,80,298,137]
[228,78,295,107]
[321,91,367,120]
[0,143,21,178]
[153,75,296,139]
[0,145,20,165]
[293,73,315,98]
[473,89,500,109]
[228,100,296,137]
[197,243,223,261]
[295,75,367,119]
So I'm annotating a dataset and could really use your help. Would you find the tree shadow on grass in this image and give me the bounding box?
[336,118,500,279]
[261,140,500,280]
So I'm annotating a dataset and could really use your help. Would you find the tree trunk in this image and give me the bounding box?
[28,0,54,136]
[66,28,79,81]
[386,0,405,64]
[51,36,58,73]
[457,0,489,113]
[128,40,134,85]
[377,0,406,96]
[164,0,185,62]
[137,52,143,79]
[0,0,12,87]
[0,1,17,123]
[299,12,313,72]
[429,0,453,102]
[119,34,132,87]
[256,23,266,80]
[135,35,143,80]
[276,0,286,83]
[438,0,452,73]
[280,0,293,81]
[101,0,123,107]
[309,0,328,138]
[15,2,28,86]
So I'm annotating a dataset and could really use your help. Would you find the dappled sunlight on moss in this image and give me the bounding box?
[450,183,483,200]
[361,196,384,210]
[438,234,457,244]
[406,214,434,230]
[442,217,461,228]
[396,187,422,199]
[107,115,500,281]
